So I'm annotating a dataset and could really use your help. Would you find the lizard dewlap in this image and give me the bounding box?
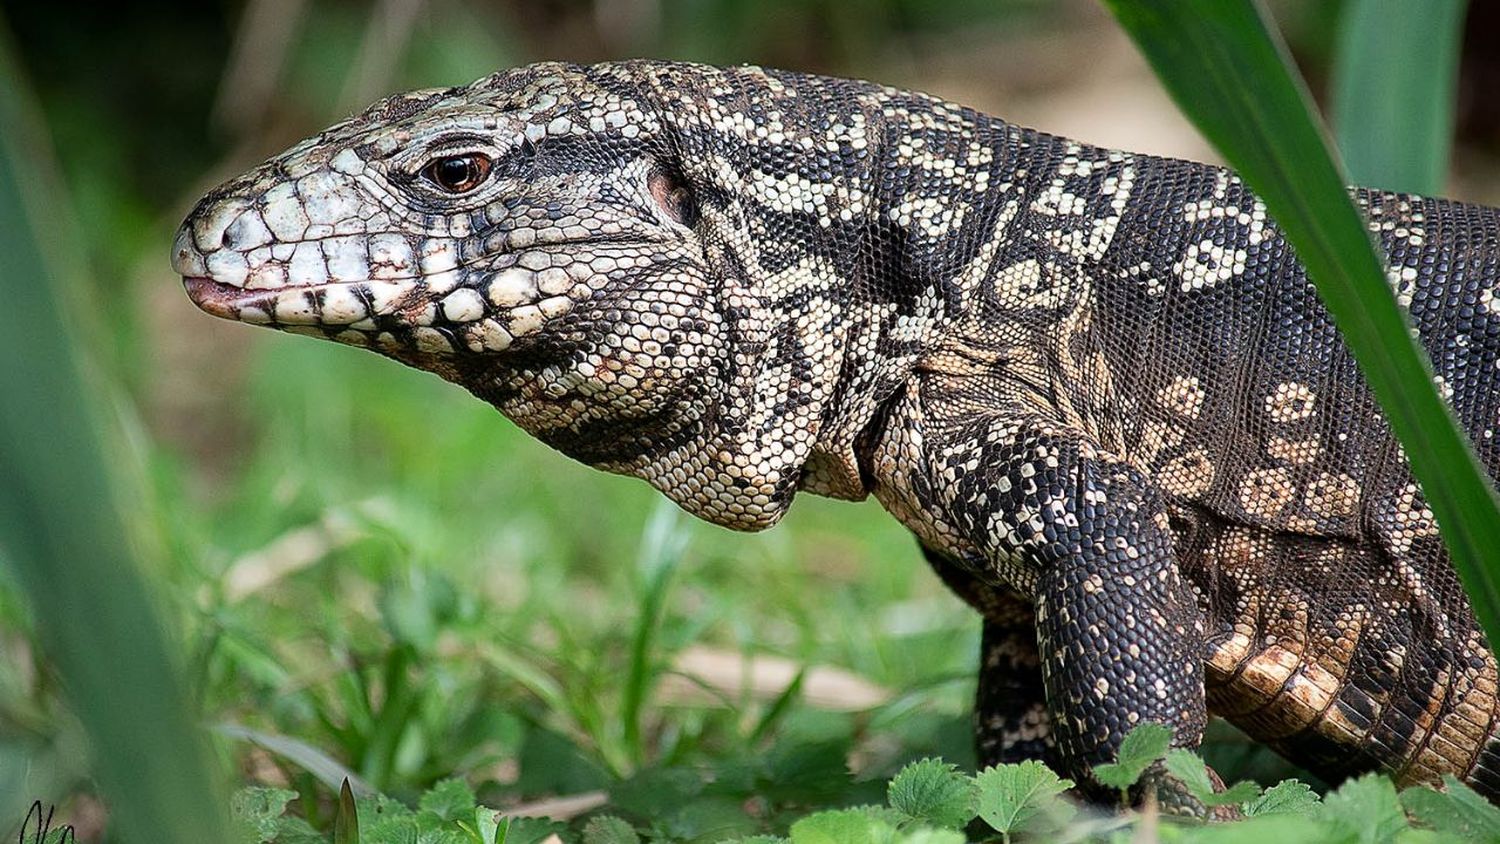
[173,60,1500,809]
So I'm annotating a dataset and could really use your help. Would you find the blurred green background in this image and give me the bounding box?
[3,0,1500,839]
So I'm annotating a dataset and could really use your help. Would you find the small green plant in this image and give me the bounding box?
[1091,723,1173,804]
[227,734,1500,843]
[973,761,1074,842]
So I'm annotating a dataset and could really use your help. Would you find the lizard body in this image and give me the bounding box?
[172,61,1500,803]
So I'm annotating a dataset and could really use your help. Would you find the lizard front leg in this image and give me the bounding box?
[889,407,1209,799]
[923,547,1057,769]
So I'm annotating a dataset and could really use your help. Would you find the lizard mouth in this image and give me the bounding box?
[182,276,266,320]
[181,273,552,357]
[182,276,420,327]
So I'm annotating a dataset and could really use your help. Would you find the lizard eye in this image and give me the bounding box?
[422,153,493,193]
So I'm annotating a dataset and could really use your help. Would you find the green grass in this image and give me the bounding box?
[1331,0,1468,196]
[0,22,228,843]
[180,336,977,785]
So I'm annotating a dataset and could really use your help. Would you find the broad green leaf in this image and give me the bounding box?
[895,829,965,844]
[1400,776,1500,839]
[761,737,855,803]
[516,726,610,795]
[355,792,416,825]
[0,18,231,844]
[886,758,979,829]
[1103,0,1500,662]
[662,797,760,843]
[362,816,420,844]
[583,815,641,844]
[1162,749,1260,807]
[1172,814,1342,844]
[1331,0,1467,195]
[1391,830,1469,844]
[608,767,705,818]
[270,818,329,844]
[974,760,1075,835]
[413,824,470,844]
[459,808,505,844]
[231,787,299,843]
[335,779,361,844]
[419,778,477,822]
[1320,773,1409,844]
[1243,779,1321,817]
[788,808,898,844]
[495,817,568,844]
[1092,723,1172,791]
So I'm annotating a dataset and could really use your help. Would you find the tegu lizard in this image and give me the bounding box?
[171,61,1500,805]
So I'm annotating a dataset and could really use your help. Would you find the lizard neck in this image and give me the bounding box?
[795,108,1058,499]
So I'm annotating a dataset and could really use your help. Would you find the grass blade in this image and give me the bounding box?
[622,502,688,767]
[1101,1,1500,650]
[1331,0,1468,194]
[215,722,375,795]
[334,778,361,844]
[0,18,229,843]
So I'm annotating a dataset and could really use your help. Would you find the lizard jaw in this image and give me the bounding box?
[181,275,421,328]
[180,272,552,357]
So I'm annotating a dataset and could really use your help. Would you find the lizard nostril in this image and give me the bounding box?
[222,208,274,252]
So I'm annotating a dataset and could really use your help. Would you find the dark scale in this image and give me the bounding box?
[174,60,1500,812]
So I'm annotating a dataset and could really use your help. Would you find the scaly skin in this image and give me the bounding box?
[172,61,1500,805]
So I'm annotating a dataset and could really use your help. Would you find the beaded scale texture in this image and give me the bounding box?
[173,60,1500,804]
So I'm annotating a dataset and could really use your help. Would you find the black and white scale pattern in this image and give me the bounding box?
[173,60,1500,806]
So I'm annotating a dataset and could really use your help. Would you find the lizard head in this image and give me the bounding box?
[173,61,898,530]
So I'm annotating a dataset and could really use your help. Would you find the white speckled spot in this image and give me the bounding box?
[369,233,415,279]
[413,326,453,354]
[288,241,327,285]
[192,197,252,252]
[239,305,273,325]
[536,267,572,295]
[440,288,486,323]
[537,295,571,319]
[1265,382,1317,423]
[419,239,459,274]
[477,319,513,351]
[320,286,367,324]
[300,170,363,226]
[274,289,318,324]
[262,182,310,241]
[488,267,537,307]
[172,225,206,276]
[507,304,545,336]
[244,260,288,290]
[366,280,416,315]
[205,249,250,287]
[323,236,369,283]
[329,148,365,175]
[224,210,274,251]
